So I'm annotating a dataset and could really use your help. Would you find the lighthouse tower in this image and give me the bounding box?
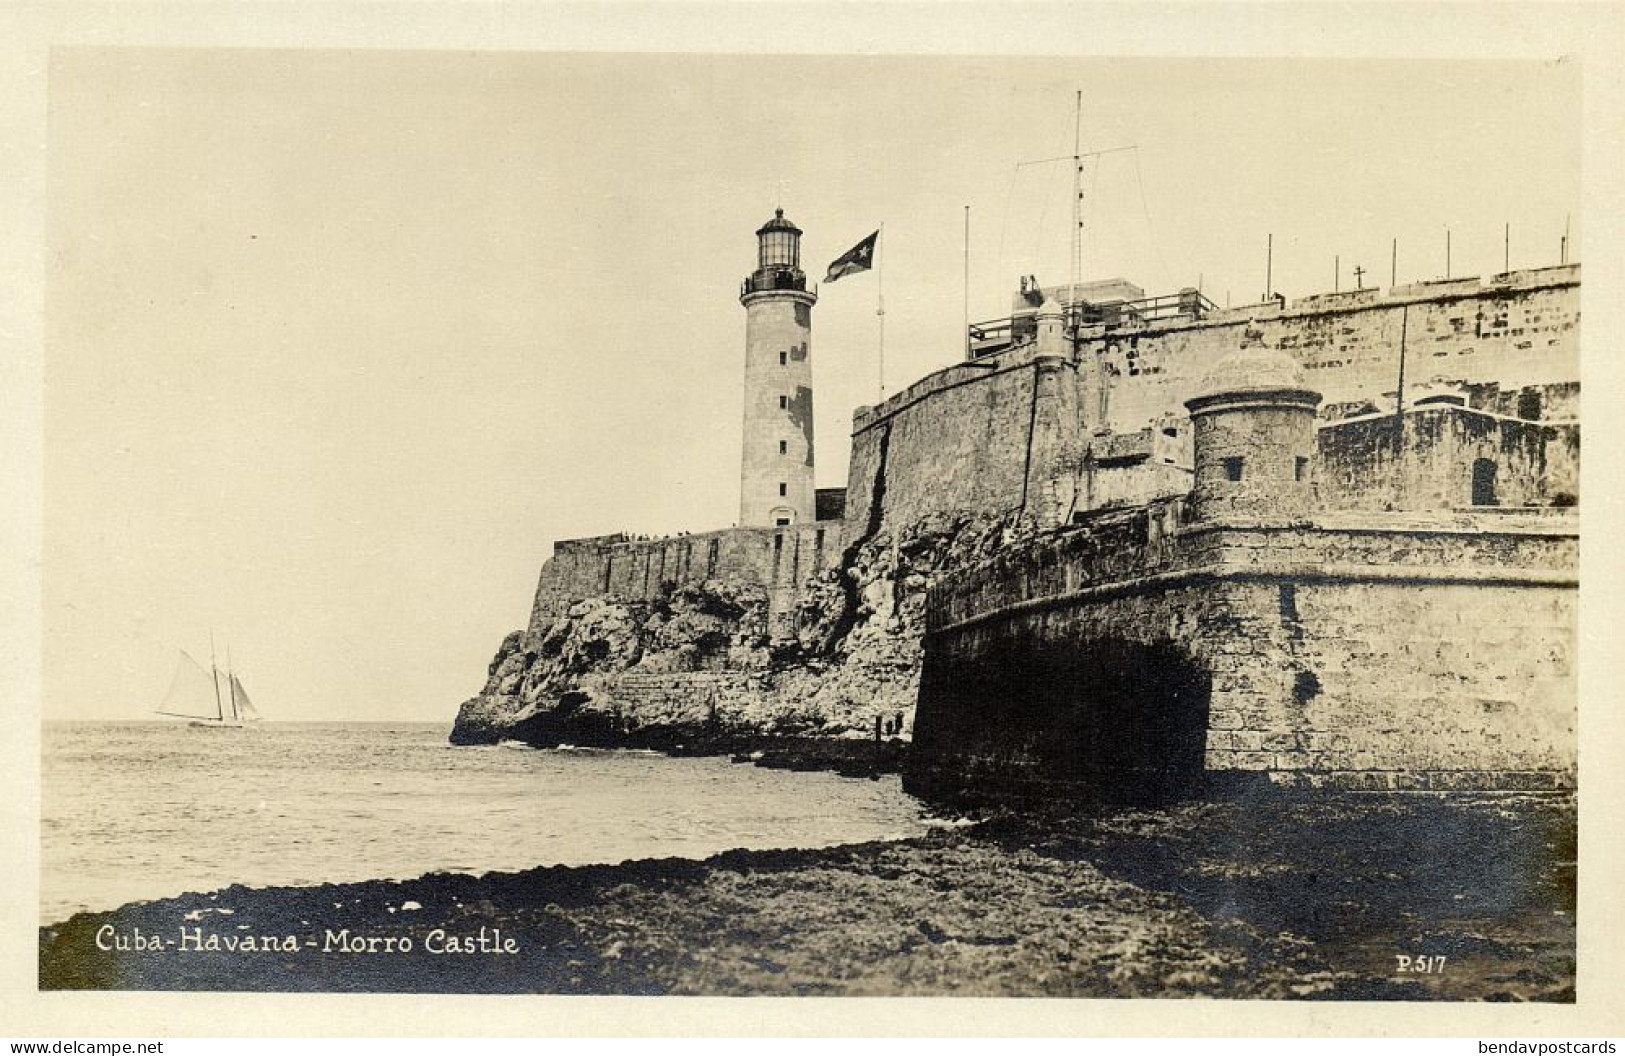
[739,209,818,527]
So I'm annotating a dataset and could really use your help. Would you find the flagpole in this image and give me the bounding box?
[876,222,885,402]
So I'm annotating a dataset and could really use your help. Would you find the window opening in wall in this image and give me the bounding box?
[779,482,787,496]
[1295,456,1309,481]
[1222,456,1244,482]
[1472,458,1498,506]
[779,395,788,409]
[779,440,788,455]
[1278,583,1299,623]
[780,351,787,365]
[776,518,790,527]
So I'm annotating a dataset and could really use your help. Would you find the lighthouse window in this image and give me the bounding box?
[779,395,788,409]
[1223,456,1244,482]
[759,230,799,269]
[779,482,788,497]
[780,351,787,366]
[779,441,788,455]
[1295,456,1309,481]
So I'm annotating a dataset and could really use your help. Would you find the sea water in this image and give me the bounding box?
[40,721,932,923]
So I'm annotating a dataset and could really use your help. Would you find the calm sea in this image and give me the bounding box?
[40,721,932,924]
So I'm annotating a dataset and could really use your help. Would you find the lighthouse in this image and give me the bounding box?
[739,209,818,527]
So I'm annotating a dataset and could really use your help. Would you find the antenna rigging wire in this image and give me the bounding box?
[1131,146,1175,289]
[997,163,1022,294]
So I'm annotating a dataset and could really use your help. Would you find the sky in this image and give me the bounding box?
[43,49,1581,722]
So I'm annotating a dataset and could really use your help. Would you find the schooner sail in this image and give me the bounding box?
[156,649,262,728]
[229,673,261,722]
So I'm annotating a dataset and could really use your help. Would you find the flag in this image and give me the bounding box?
[825,230,879,283]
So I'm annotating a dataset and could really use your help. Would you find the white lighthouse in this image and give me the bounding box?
[738,209,818,527]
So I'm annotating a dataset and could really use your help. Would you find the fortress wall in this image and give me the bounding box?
[1464,380,1581,421]
[585,671,761,730]
[910,578,1226,800]
[845,354,1080,532]
[1185,520,1576,787]
[1207,576,1575,789]
[528,521,846,634]
[1041,457,1192,522]
[842,267,1576,537]
[1546,422,1581,502]
[911,514,1577,798]
[924,499,1191,631]
[1315,406,1568,512]
[1085,267,1579,434]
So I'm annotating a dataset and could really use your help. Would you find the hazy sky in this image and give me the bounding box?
[44,50,1581,722]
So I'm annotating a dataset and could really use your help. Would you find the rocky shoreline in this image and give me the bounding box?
[464,723,910,779]
[39,791,1574,999]
[451,511,1044,753]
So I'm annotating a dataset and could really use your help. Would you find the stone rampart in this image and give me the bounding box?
[842,266,1577,538]
[1316,405,1578,512]
[584,670,762,730]
[845,353,1080,532]
[910,508,1577,799]
[1085,266,1578,434]
[530,521,846,634]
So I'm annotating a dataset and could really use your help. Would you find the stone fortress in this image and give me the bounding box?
[452,210,1578,800]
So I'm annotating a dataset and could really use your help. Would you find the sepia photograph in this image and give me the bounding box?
[7,4,1623,1038]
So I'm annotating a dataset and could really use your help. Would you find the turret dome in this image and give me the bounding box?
[1194,345,1307,400]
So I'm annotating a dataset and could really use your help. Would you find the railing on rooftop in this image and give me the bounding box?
[968,288,1221,360]
[742,270,810,297]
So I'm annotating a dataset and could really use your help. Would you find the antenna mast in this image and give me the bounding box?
[1071,89,1083,334]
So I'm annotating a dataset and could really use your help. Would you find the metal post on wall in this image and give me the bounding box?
[1265,233,1273,301]
[1396,304,1409,426]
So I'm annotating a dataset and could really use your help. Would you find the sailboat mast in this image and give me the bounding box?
[227,643,239,722]
[209,630,223,722]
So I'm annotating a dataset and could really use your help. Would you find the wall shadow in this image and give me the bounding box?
[909,634,1212,806]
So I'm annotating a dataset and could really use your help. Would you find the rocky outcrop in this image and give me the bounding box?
[450,510,1039,750]
[449,580,770,745]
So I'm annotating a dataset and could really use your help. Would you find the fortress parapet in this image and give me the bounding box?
[910,496,1577,801]
[531,520,846,636]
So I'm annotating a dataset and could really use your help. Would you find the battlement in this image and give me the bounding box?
[532,519,847,635]
[851,349,1057,435]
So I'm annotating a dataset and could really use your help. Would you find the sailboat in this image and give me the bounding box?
[155,645,262,729]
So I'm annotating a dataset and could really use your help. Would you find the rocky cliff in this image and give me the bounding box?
[450,509,1038,750]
